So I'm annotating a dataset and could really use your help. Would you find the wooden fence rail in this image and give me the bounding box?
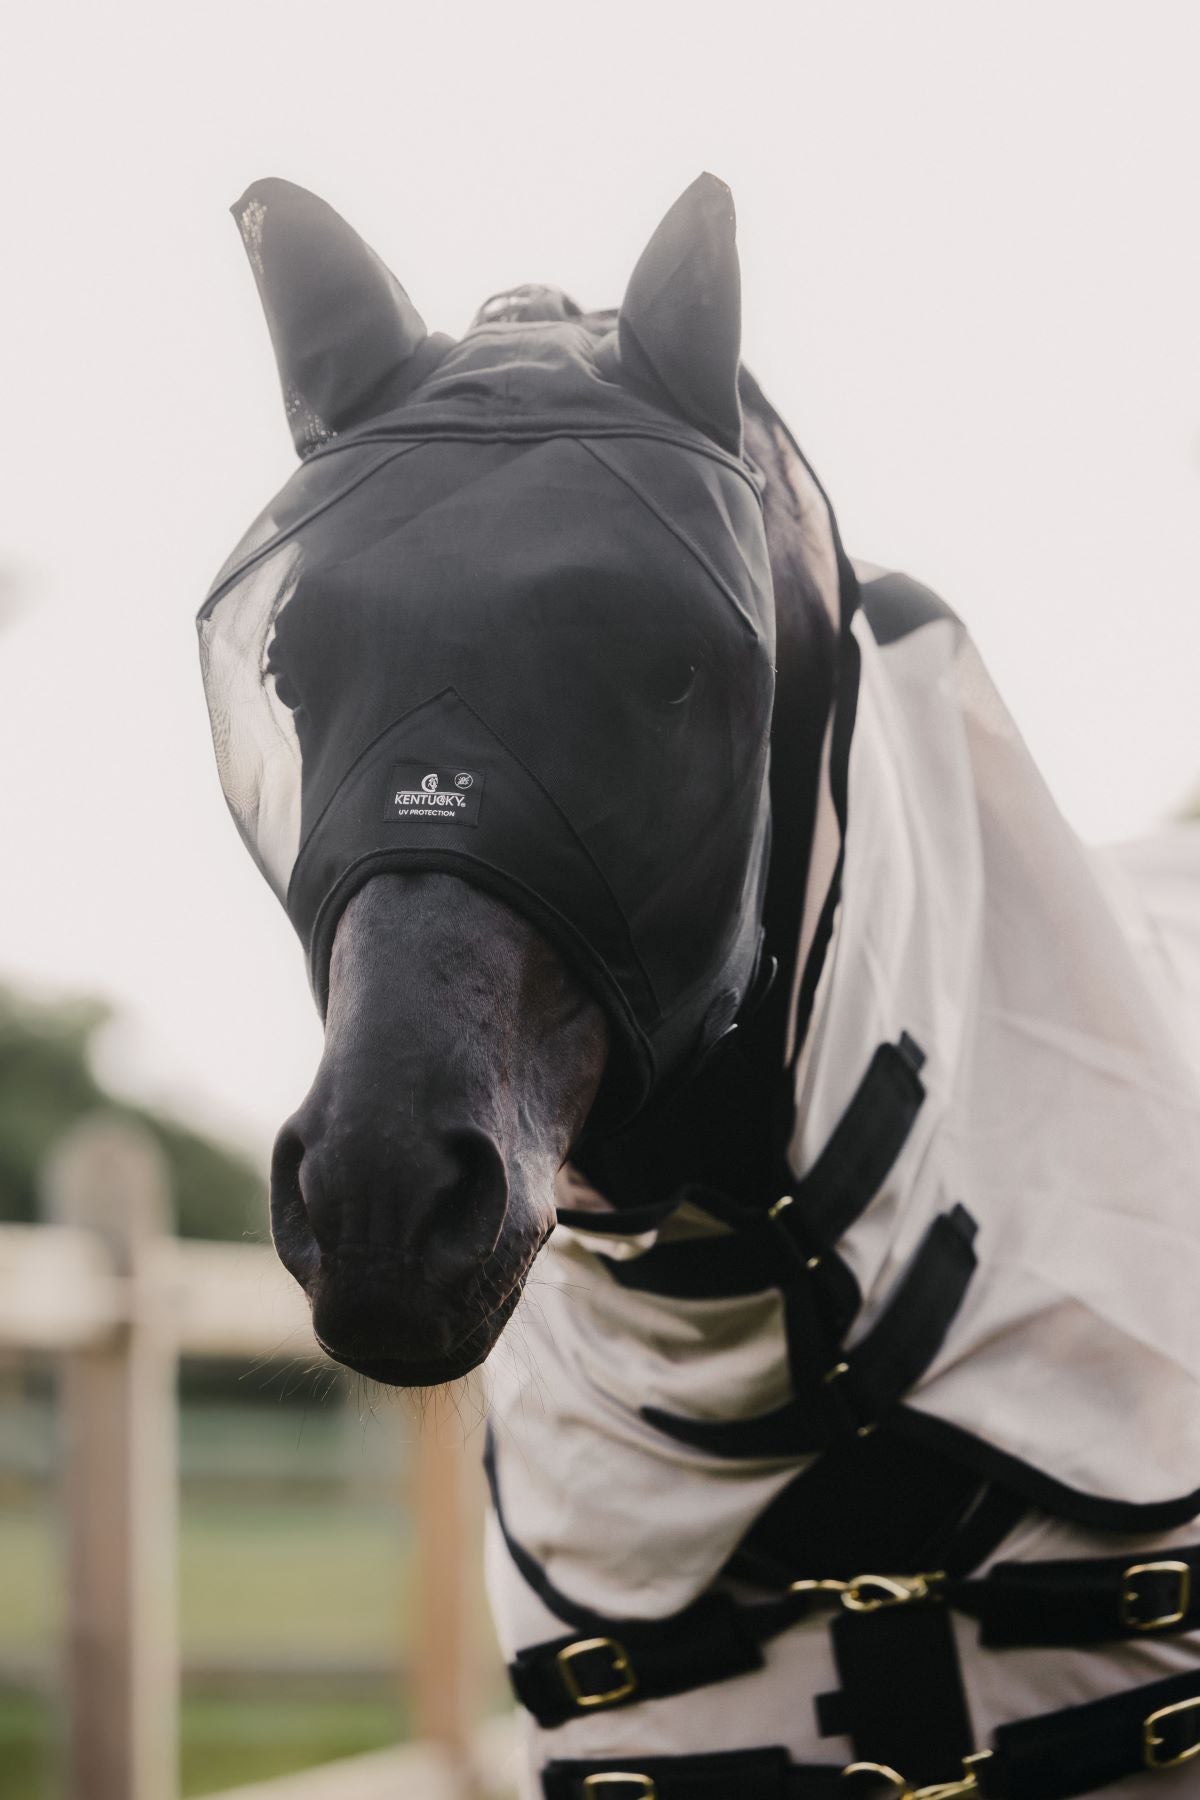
[0,1113,495,1800]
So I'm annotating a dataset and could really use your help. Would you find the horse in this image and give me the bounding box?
[199,174,1200,1800]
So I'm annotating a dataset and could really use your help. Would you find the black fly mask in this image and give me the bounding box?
[199,176,778,1125]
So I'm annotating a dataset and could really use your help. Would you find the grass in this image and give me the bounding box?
[0,1692,406,1800]
[180,1494,413,1661]
[0,1505,54,1657]
[0,1490,412,1664]
[0,1697,51,1800]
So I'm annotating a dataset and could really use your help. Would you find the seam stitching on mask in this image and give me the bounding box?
[572,438,762,638]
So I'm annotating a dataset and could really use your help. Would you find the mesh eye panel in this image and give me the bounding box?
[198,542,303,898]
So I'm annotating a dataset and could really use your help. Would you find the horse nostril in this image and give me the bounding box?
[269,1121,322,1290]
[436,1127,510,1260]
[270,1114,508,1277]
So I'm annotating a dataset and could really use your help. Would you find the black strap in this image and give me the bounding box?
[836,1204,976,1418]
[777,518,861,1093]
[591,1217,786,1299]
[542,1747,842,1800]
[539,1665,1200,1800]
[555,1198,682,1236]
[642,1206,977,1456]
[506,1527,1200,1738]
[789,1033,925,1247]
[987,1665,1200,1799]
[948,1545,1200,1648]
[734,370,859,1191]
[510,1590,806,1728]
[729,1428,1023,1589]
[588,1036,925,1305]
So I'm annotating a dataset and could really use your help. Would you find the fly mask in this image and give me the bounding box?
[198,175,777,1123]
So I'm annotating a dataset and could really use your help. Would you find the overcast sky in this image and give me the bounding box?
[1,2,1196,1163]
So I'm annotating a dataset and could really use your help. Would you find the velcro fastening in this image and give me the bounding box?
[789,1035,926,1248]
[829,1604,974,1787]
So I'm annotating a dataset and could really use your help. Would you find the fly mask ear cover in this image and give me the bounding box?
[198,175,776,1125]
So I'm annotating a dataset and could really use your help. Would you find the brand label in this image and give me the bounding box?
[383,765,484,826]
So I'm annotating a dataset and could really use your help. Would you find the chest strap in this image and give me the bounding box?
[952,1547,1200,1645]
[642,1205,976,1456]
[507,1542,1200,1730]
[791,1032,926,1245]
[541,1665,1200,1799]
[584,1035,925,1312]
[542,1747,840,1799]
[510,1590,806,1728]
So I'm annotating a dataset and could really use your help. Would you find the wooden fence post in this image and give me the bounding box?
[42,1114,179,1800]
[411,1394,478,1788]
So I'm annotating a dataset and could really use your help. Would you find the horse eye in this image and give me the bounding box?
[652,657,702,707]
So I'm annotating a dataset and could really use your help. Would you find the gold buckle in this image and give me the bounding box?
[555,1637,637,1709]
[1122,1560,1191,1632]
[581,1776,657,1797]
[791,1572,945,1613]
[1143,1696,1200,1770]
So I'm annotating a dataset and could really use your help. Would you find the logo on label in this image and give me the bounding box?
[384,764,485,828]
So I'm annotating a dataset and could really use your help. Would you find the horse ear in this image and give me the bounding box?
[618,173,743,456]
[231,178,431,456]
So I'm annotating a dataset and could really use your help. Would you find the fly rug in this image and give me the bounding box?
[198,175,1200,1800]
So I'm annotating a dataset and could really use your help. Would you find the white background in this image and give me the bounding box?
[1,2,1196,1158]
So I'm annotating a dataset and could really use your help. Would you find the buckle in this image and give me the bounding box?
[555,1637,637,1709]
[581,1777,657,1797]
[1122,1560,1192,1632]
[1143,1695,1200,1770]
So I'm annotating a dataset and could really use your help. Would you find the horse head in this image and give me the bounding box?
[199,175,840,1386]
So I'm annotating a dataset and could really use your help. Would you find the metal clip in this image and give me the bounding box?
[790,1576,850,1601]
[841,1750,992,1797]
[841,1764,909,1794]
[790,1571,945,1613]
[843,1571,946,1613]
[912,1753,993,1799]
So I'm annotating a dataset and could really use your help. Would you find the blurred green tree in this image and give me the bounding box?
[0,987,266,1241]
